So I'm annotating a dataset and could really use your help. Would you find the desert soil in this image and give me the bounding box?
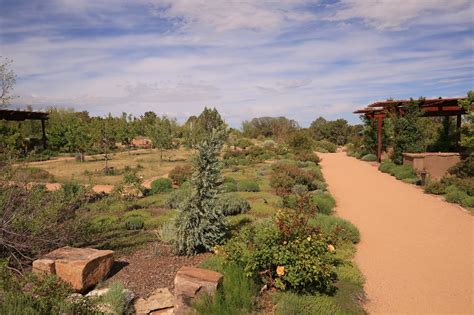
[319,152,473,314]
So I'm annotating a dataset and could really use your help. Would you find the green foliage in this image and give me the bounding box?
[146,115,176,160]
[309,117,350,145]
[314,140,337,153]
[237,180,260,192]
[461,196,474,208]
[448,155,474,179]
[391,100,425,164]
[310,214,360,244]
[361,153,377,161]
[393,165,417,180]
[441,177,474,196]
[360,115,377,156]
[295,152,321,164]
[311,192,336,215]
[445,188,468,204]
[274,292,342,315]
[174,109,228,255]
[165,187,191,209]
[124,216,145,230]
[150,178,172,194]
[236,138,253,149]
[270,162,323,194]
[458,91,474,154]
[424,181,447,195]
[287,129,314,153]
[90,215,119,232]
[193,261,258,315]
[222,182,238,192]
[102,282,128,315]
[379,160,418,181]
[241,116,298,142]
[291,184,308,195]
[378,160,397,174]
[216,193,251,216]
[169,164,193,185]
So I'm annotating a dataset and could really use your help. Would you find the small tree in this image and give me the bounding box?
[174,110,228,255]
[0,57,16,107]
[459,91,474,154]
[117,112,137,154]
[147,116,175,162]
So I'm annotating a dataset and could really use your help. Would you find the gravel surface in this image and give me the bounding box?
[106,242,210,298]
[320,152,473,314]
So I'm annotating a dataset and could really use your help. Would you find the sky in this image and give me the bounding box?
[1,0,473,127]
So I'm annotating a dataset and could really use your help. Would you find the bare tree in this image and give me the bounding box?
[0,57,17,108]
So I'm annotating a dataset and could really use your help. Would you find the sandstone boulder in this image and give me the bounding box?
[174,266,223,315]
[134,287,174,315]
[32,246,114,292]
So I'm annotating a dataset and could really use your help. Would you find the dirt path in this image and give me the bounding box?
[319,152,473,314]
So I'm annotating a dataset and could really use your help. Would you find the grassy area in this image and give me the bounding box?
[23,148,192,185]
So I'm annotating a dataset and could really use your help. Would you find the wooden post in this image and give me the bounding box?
[456,114,462,147]
[41,119,47,149]
[377,117,383,162]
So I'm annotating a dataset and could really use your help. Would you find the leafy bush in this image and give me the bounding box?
[273,292,342,315]
[461,196,474,208]
[270,173,296,194]
[222,182,238,192]
[393,165,417,180]
[295,152,320,164]
[159,221,177,244]
[448,155,474,178]
[424,181,447,195]
[165,188,191,209]
[169,164,193,185]
[236,138,253,149]
[150,178,172,194]
[193,261,257,315]
[124,216,145,230]
[90,215,119,232]
[263,139,276,148]
[287,130,315,153]
[310,214,360,244]
[291,184,308,196]
[223,222,337,294]
[237,180,260,192]
[312,180,327,191]
[445,188,468,204]
[314,140,337,153]
[216,193,251,216]
[271,162,323,193]
[379,160,396,174]
[311,192,336,215]
[102,283,128,315]
[402,177,419,185]
[441,177,474,196]
[361,153,377,161]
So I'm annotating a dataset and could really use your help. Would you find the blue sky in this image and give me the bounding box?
[1,0,473,127]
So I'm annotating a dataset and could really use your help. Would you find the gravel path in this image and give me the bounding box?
[319,152,473,314]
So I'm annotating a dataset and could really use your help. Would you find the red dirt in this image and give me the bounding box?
[319,152,473,314]
[106,242,210,298]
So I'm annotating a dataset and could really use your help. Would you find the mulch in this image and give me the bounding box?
[106,242,210,298]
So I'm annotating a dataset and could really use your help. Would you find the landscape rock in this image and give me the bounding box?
[173,266,223,315]
[134,287,174,315]
[32,246,114,292]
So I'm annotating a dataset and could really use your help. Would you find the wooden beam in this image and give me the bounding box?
[377,117,383,162]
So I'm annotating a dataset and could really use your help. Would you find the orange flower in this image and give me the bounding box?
[276,266,285,276]
[328,244,336,253]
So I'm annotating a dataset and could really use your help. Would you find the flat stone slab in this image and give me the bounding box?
[174,266,223,315]
[33,246,114,292]
[134,287,174,315]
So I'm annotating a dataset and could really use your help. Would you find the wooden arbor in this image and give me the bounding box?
[0,109,50,149]
[354,98,470,162]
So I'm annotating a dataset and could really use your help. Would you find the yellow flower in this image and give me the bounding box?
[283,241,287,245]
[328,244,336,253]
[276,266,285,276]
[307,236,311,241]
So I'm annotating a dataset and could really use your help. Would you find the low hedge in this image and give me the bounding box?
[216,193,251,216]
[237,180,260,192]
[361,154,377,161]
[311,192,336,215]
[150,178,172,194]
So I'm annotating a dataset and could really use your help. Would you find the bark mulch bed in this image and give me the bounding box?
[106,242,210,298]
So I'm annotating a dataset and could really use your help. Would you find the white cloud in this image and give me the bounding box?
[328,0,472,30]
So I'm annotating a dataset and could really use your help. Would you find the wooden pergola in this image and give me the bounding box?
[354,97,471,162]
[0,109,50,149]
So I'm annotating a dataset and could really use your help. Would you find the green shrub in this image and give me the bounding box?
[361,153,377,161]
[295,152,320,164]
[378,160,396,174]
[393,165,417,180]
[461,196,474,208]
[169,165,193,185]
[273,292,341,315]
[441,177,474,196]
[102,283,128,315]
[222,182,238,192]
[448,155,474,178]
[223,176,237,184]
[216,193,251,216]
[124,216,145,230]
[311,192,336,215]
[270,173,296,194]
[424,181,447,195]
[296,160,317,168]
[310,214,360,244]
[291,184,308,195]
[445,189,468,204]
[312,180,327,191]
[314,140,337,153]
[165,188,191,209]
[223,223,337,294]
[90,215,119,232]
[237,180,260,192]
[159,221,177,244]
[236,138,253,149]
[402,177,419,185]
[193,261,257,315]
[150,178,172,194]
[445,185,460,194]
